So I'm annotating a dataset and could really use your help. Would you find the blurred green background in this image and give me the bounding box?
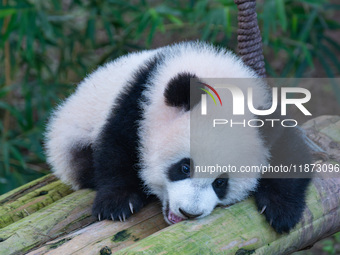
[0,0,340,253]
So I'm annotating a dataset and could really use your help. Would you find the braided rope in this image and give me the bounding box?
[234,0,266,77]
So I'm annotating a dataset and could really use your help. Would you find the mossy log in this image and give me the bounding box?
[28,203,167,255]
[0,189,96,254]
[0,175,73,228]
[0,115,339,255]
[114,177,340,255]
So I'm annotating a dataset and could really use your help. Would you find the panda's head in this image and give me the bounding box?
[139,74,267,224]
[161,160,260,224]
[138,43,270,224]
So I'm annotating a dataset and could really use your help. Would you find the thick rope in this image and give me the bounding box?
[234,0,266,77]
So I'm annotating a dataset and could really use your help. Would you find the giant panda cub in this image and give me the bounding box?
[45,41,311,234]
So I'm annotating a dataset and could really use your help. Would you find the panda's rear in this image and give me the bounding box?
[44,49,159,189]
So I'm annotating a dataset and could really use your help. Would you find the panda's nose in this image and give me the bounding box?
[179,208,203,219]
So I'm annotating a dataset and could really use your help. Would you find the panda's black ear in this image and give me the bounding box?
[164,72,201,111]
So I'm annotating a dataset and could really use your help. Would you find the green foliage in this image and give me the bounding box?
[261,0,340,104]
[321,232,340,255]
[0,0,339,194]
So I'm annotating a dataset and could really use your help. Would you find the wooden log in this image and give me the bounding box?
[0,175,57,204]
[0,115,339,255]
[0,175,73,228]
[112,177,340,255]
[111,115,340,254]
[28,203,167,255]
[0,189,95,255]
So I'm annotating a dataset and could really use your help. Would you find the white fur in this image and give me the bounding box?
[45,49,159,189]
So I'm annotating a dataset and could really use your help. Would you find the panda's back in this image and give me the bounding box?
[44,49,158,189]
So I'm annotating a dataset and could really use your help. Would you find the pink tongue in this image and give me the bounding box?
[168,210,184,224]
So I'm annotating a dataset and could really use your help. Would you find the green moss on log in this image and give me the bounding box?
[100,246,113,255]
[0,189,95,255]
[112,230,131,242]
[49,238,72,249]
[0,179,73,228]
[0,174,57,205]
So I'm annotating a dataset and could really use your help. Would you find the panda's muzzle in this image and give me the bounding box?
[179,208,202,219]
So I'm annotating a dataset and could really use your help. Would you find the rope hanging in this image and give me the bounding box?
[234,0,266,77]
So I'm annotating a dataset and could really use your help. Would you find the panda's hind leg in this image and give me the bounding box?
[69,143,96,189]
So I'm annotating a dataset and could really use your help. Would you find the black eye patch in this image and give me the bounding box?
[167,158,192,182]
[212,174,229,199]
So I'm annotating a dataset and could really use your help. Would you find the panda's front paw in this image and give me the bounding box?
[92,188,146,222]
[254,179,310,233]
[255,194,305,234]
[257,202,302,233]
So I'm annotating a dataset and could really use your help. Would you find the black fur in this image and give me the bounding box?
[164,72,202,111]
[167,158,191,182]
[212,174,229,199]
[71,144,95,189]
[255,108,312,233]
[255,178,310,233]
[91,55,161,221]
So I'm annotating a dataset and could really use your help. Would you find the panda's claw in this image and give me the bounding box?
[129,202,134,214]
[98,214,101,221]
[92,189,148,223]
[260,205,267,214]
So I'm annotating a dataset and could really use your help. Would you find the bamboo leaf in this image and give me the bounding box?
[301,44,313,67]
[294,59,308,78]
[298,8,317,43]
[0,101,25,127]
[324,36,340,53]
[102,16,114,43]
[1,142,10,175]
[0,8,16,18]
[276,0,287,31]
[147,15,160,45]
[135,13,150,38]
[166,14,183,26]
[292,14,298,35]
[320,44,340,74]
[9,145,26,169]
[85,10,96,46]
